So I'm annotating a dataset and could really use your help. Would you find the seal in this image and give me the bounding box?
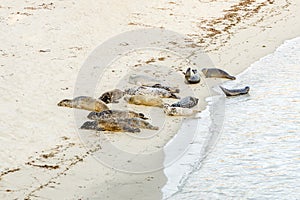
[57,96,109,112]
[201,68,236,80]
[124,95,164,107]
[125,86,180,99]
[87,110,148,120]
[171,96,199,108]
[80,120,140,133]
[163,104,200,116]
[219,86,250,96]
[99,89,125,104]
[150,84,180,93]
[184,67,200,84]
[81,118,158,132]
[129,75,179,93]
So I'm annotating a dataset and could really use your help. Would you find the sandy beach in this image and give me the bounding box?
[0,0,299,199]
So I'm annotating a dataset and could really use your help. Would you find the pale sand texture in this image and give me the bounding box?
[0,0,299,199]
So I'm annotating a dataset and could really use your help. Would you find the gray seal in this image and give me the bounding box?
[202,68,236,80]
[150,84,180,93]
[80,120,140,133]
[163,104,200,116]
[171,96,199,108]
[184,67,200,84]
[219,86,250,96]
[125,86,180,99]
[87,110,148,120]
[80,118,158,132]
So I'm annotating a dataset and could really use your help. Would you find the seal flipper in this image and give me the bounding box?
[138,113,149,120]
[99,93,111,104]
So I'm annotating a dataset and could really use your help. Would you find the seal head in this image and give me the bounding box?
[184,67,201,84]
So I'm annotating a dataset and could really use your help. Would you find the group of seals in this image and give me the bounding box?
[57,86,160,133]
[182,67,249,96]
[202,68,249,96]
[57,75,188,132]
[57,66,249,132]
[183,67,236,82]
[124,76,200,116]
[58,67,242,132]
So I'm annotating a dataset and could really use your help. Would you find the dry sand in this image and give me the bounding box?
[0,0,299,199]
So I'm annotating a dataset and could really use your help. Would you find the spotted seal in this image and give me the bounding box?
[124,95,164,107]
[202,68,236,80]
[57,96,109,112]
[184,67,200,84]
[81,118,158,132]
[125,86,180,99]
[99,89,125,104]
[163,104,200,116]
[87,110,148,120]
[219,86,250,96]
[171,96,199,108]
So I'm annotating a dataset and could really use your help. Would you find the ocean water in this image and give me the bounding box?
[162,37,300,199]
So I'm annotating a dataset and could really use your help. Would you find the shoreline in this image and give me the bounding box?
[163,34,300,200]
[0,0,299,199]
